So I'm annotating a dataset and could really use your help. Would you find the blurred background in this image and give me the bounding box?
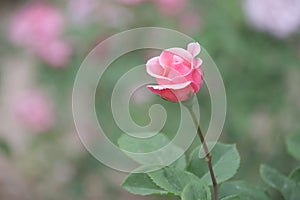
[0,0,300,199]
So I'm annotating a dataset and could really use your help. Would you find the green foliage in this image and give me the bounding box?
[122,166,213,198]
[120,142,242,199]
[118,106,300,200]
[260,165,300,200]
[118,133,185,167]
[181,181,211,200]
[121,173,168,195]
[0,137,11,156]
[118,129,300,200]
[219,181,271,200]
[289,167,300,186]
[172,154,187,171]
[187,143,240,185]
[286,131,300,161]
[148,167,202,196]
[221,195,240,200]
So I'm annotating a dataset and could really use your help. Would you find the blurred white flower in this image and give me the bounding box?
[243,0,300,38]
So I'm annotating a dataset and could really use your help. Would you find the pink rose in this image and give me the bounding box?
[146,42,203,102]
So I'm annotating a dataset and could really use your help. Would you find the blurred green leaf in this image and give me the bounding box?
[187,143,240,185]
[221,195,240,200]
[0,137,11,156]
[122,173,168,196]
[118,133,186,168]
[260,165,300,200]
[289,167,300,185]
[181,181,211,200]
[148,167,201,196]
[286,131,300,160]
[219,181,271,200]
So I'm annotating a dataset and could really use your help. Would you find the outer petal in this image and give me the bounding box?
[147,81,194,102]
[172,68,203,92]
[146,56,166,78]
[148,81,191,90]
[192,58,203,69]
[187,42,201,57]
[190,68,203,92]
[147,86,178,102]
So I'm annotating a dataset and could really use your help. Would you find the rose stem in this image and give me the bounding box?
[186,105,218,200]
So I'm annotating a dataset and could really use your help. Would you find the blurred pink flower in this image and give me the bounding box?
[179,12,202,35]
[153,0,187,16]
[13,90,54,132]
[9,2,71,67]
[243,0,300,38]
[38,40,72,67]
[10,3,64,48]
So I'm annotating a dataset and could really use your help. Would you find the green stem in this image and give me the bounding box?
[186,104,218,200]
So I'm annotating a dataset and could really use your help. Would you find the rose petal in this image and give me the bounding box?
[169,68,203,92]
[147,81,193,102]
[148,81,192,90]
[191,68,203,92]
[146,57,183,85]
[159,47,193,68]
[192,58,203,69]
[160,66,194,85]
[159,50,173,67]
[158,67,188,84]
[146,56,166,78]
[173,55,184,63]
[157,61,203,88]
[171,61,190,75]
[147,87,178,102]
[168,48,193,65]
[187,42,201,57]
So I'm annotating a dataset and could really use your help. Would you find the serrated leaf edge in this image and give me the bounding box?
[181,181,211,200]
[121,173,169,196]
[147,168,201,196]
